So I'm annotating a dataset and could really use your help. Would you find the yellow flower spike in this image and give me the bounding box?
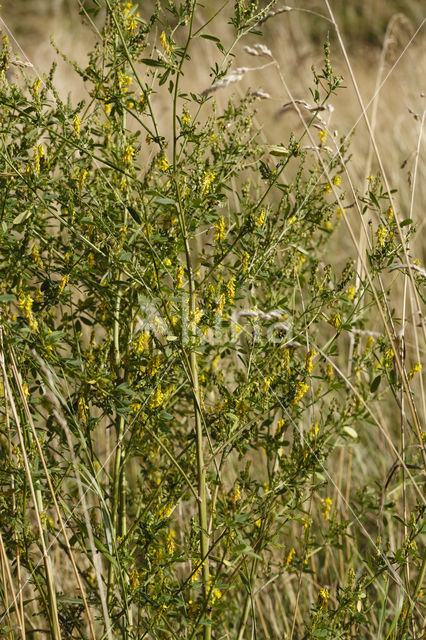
[122,146,135,165]
[175,265,184,289]
[321,497,333,521]
[73,115,81,138]
[408,361,421,380]
[215,217,226,242]
[293,381,309,405]
[305,349,318,374]
[32,77,42,94]
[158,156,169,171]
[201,171,215,195]
[285,548,295,566]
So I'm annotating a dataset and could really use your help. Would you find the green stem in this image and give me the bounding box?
[172,4,211,638]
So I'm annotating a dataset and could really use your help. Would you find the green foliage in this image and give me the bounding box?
[0,2,424,639]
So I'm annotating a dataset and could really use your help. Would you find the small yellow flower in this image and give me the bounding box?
[59,274,69,293]
[158,156,169,171]
[318,129,327,144]
[122,146,135,165]
[285,548,295,566]
[226,276,236,304]
[318,587,330,608]
[254,208,266,227]
[215,217,226,242]
[336,206,344,218]
[408,361,421,380]
[293,381,309,405]
[332,175,341,186]
[230,483,241,504]
[347,285,356,301]
[201,171,215,195]
[323,183,332,194]
[150,386,164,409]
[305,349,317,374]
[160,31,173,55]
[241,251,249,274]
[309,422,319,438]
[330,312,341,329]
[32,77,42,94]
[321,497,332,521]
[166,529,175,554]
[175,265,184,289]
[376,225,388,247]
[118,71,133,92]
[263,376,272,392]
[73,115,81,138]
[181,108,191,126]
[366,335,375,351]
[325,363,334,381]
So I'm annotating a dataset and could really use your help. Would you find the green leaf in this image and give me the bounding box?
[141,58,166,68]
[370,375,381,392]
[400,218,413,227]
[127,205,142,224]
[12,210,32,225]
[200,34,221,42]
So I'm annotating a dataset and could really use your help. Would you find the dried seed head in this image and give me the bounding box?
[257,7,292,26]
[243,44,273,59]
[251,89,271,99]
[202,67,249,96]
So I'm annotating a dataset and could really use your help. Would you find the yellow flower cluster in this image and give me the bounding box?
[293,380,308,405]
[226,276,236,304]
[254,208,266,227]
[59,274,69,293]
[285,547,295,566]
[158,156,169,171]
[122,2,140,32]
[166,529,175,554]
[160,31,173,55]
[73,115,81,138]
[376,225,388,247]
[134,331,149,353]
[332,175,341,186]
[118,71,133,92]
[18,292,38,331]
[346,285,356,301]
[241,251,249,274]
[318,587,330,608]
[408,361,422,380]
[175,265,184,289]
[31,245,43,267]
[215,216,226,242]
[321,497,332,521]
[181,108,191,126]
[129,568,140,590]
[32,77,42,94]
[325,363,334,381]
[330,312,341,329]
[73,167,88,188]
[305,349,317,374]
[230,483,240,504]
[33,144,45,175]
[122,146,135,165]
[150,385,164,409]
[201,171,215,195]
[318,129,327,144]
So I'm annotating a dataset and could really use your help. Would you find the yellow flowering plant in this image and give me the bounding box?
[0,3,423,640]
